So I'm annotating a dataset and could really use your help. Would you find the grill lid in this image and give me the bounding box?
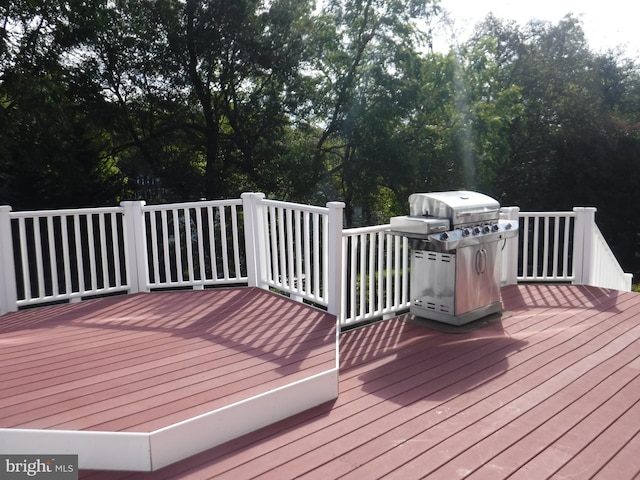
[409,191,500,226]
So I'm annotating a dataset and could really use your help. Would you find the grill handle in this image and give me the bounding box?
[475,248,487,274]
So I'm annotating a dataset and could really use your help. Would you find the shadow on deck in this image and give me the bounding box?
[0,287,338,471]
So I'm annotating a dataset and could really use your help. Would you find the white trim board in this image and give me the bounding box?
[0,368,338,472]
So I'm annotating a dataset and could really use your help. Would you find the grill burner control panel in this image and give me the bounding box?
[429,220,518,250]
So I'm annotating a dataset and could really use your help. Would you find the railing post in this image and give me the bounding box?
[326,201,345,318]
[572,207,597,286]
[241,192,267,288]
[0,206,18,314]
[121,200,149,294]
[500,206,520,286]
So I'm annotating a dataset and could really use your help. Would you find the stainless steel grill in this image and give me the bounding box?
[389,191,519,325]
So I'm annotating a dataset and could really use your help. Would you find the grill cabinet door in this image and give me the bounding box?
[410,250,456,316]
[455,242,501,315]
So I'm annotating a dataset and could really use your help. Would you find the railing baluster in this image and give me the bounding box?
[33,217,45,298]
[294,210,303,297]
[230,204,241,281]
[270,207,279,286]
[98,213,109,289]
[522,216,530,279]
[385,233,393,313]
[285,208,294,291]
[532,216,540,278]
[207,206,217,280]
[46,216,58,297]
[350,235,358,322]
[18,218,31,302]
[276,207,287,288]
[393,234,401,309]
[376,231,384,315]
[195,207,206,284]
[368,232,375,315]
[312,212,320,299]
[184,208,195,284]
[111,212,122,288]
[160,210,170,283]
[221,206,232,280]
[61,216,72,296]
[171,209,182,283]
[87,214,98,291]
[401,237,409,304]
[149,211,160,285]
[73,214,85,294]
[563,215,571,279]
[552,215,560,279]
[303,211,311,297]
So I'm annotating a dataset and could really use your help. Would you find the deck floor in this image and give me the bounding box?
[76,284,640,479]
[3,284,640,478]
[0,287,337,433]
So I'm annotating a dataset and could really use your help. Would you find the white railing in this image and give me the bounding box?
[140,199,246,290]
[590,225,633,291]
[341,225,410,327]
[508,207,632,291]
[0,205,129,308]
[0,197,632,324]
[516,210,576,282]
[241,193,344,313]
[584,219,633,292]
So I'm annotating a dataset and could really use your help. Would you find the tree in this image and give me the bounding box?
[304,0,440,224]
[465,15,640,280]
[150,0,314,199]
[0,0,128,209]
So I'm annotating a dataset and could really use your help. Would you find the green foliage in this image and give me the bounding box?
[1,2,640,279]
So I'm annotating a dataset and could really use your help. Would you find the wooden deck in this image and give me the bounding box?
[0,287,338,470]
[74,284,640,479]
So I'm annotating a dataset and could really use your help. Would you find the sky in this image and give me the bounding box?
[430,0,640,58]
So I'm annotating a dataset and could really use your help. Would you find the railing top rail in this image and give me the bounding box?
[8,206,124,218]
[141,199,243,211]
[343,224,392,236]
[518,211,576,217]
[259,198,329,215]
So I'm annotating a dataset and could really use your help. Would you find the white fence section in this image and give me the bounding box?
[0,197,633,321]
[516,210,576,283]
[580,213,634,292]
[1,206,129,308]
[141,199,246,290]
[590,225,633,291]
[241,193,344,313]
[341,225,410,327]
[512,207,632,291]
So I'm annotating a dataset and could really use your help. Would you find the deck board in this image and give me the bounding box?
[0,287,337,433]
[4,284,640,479]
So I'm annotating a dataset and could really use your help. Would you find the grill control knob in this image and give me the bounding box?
[483,225,491,234]
[462,228,470,237]
[505,222,513,230]
[472,227,480,235]
[492,224,500,232]
[440,232,449,240]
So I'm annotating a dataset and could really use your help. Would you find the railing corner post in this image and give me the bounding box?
[241,192,266,288]
[0,206,18,314]
[572,207,597,286]
[326,201,345,319]
[500,206,520,286]
[120,200,149,294]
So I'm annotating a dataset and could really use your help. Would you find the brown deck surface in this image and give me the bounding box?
[0,287,337,433]
[75,284,640,479]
